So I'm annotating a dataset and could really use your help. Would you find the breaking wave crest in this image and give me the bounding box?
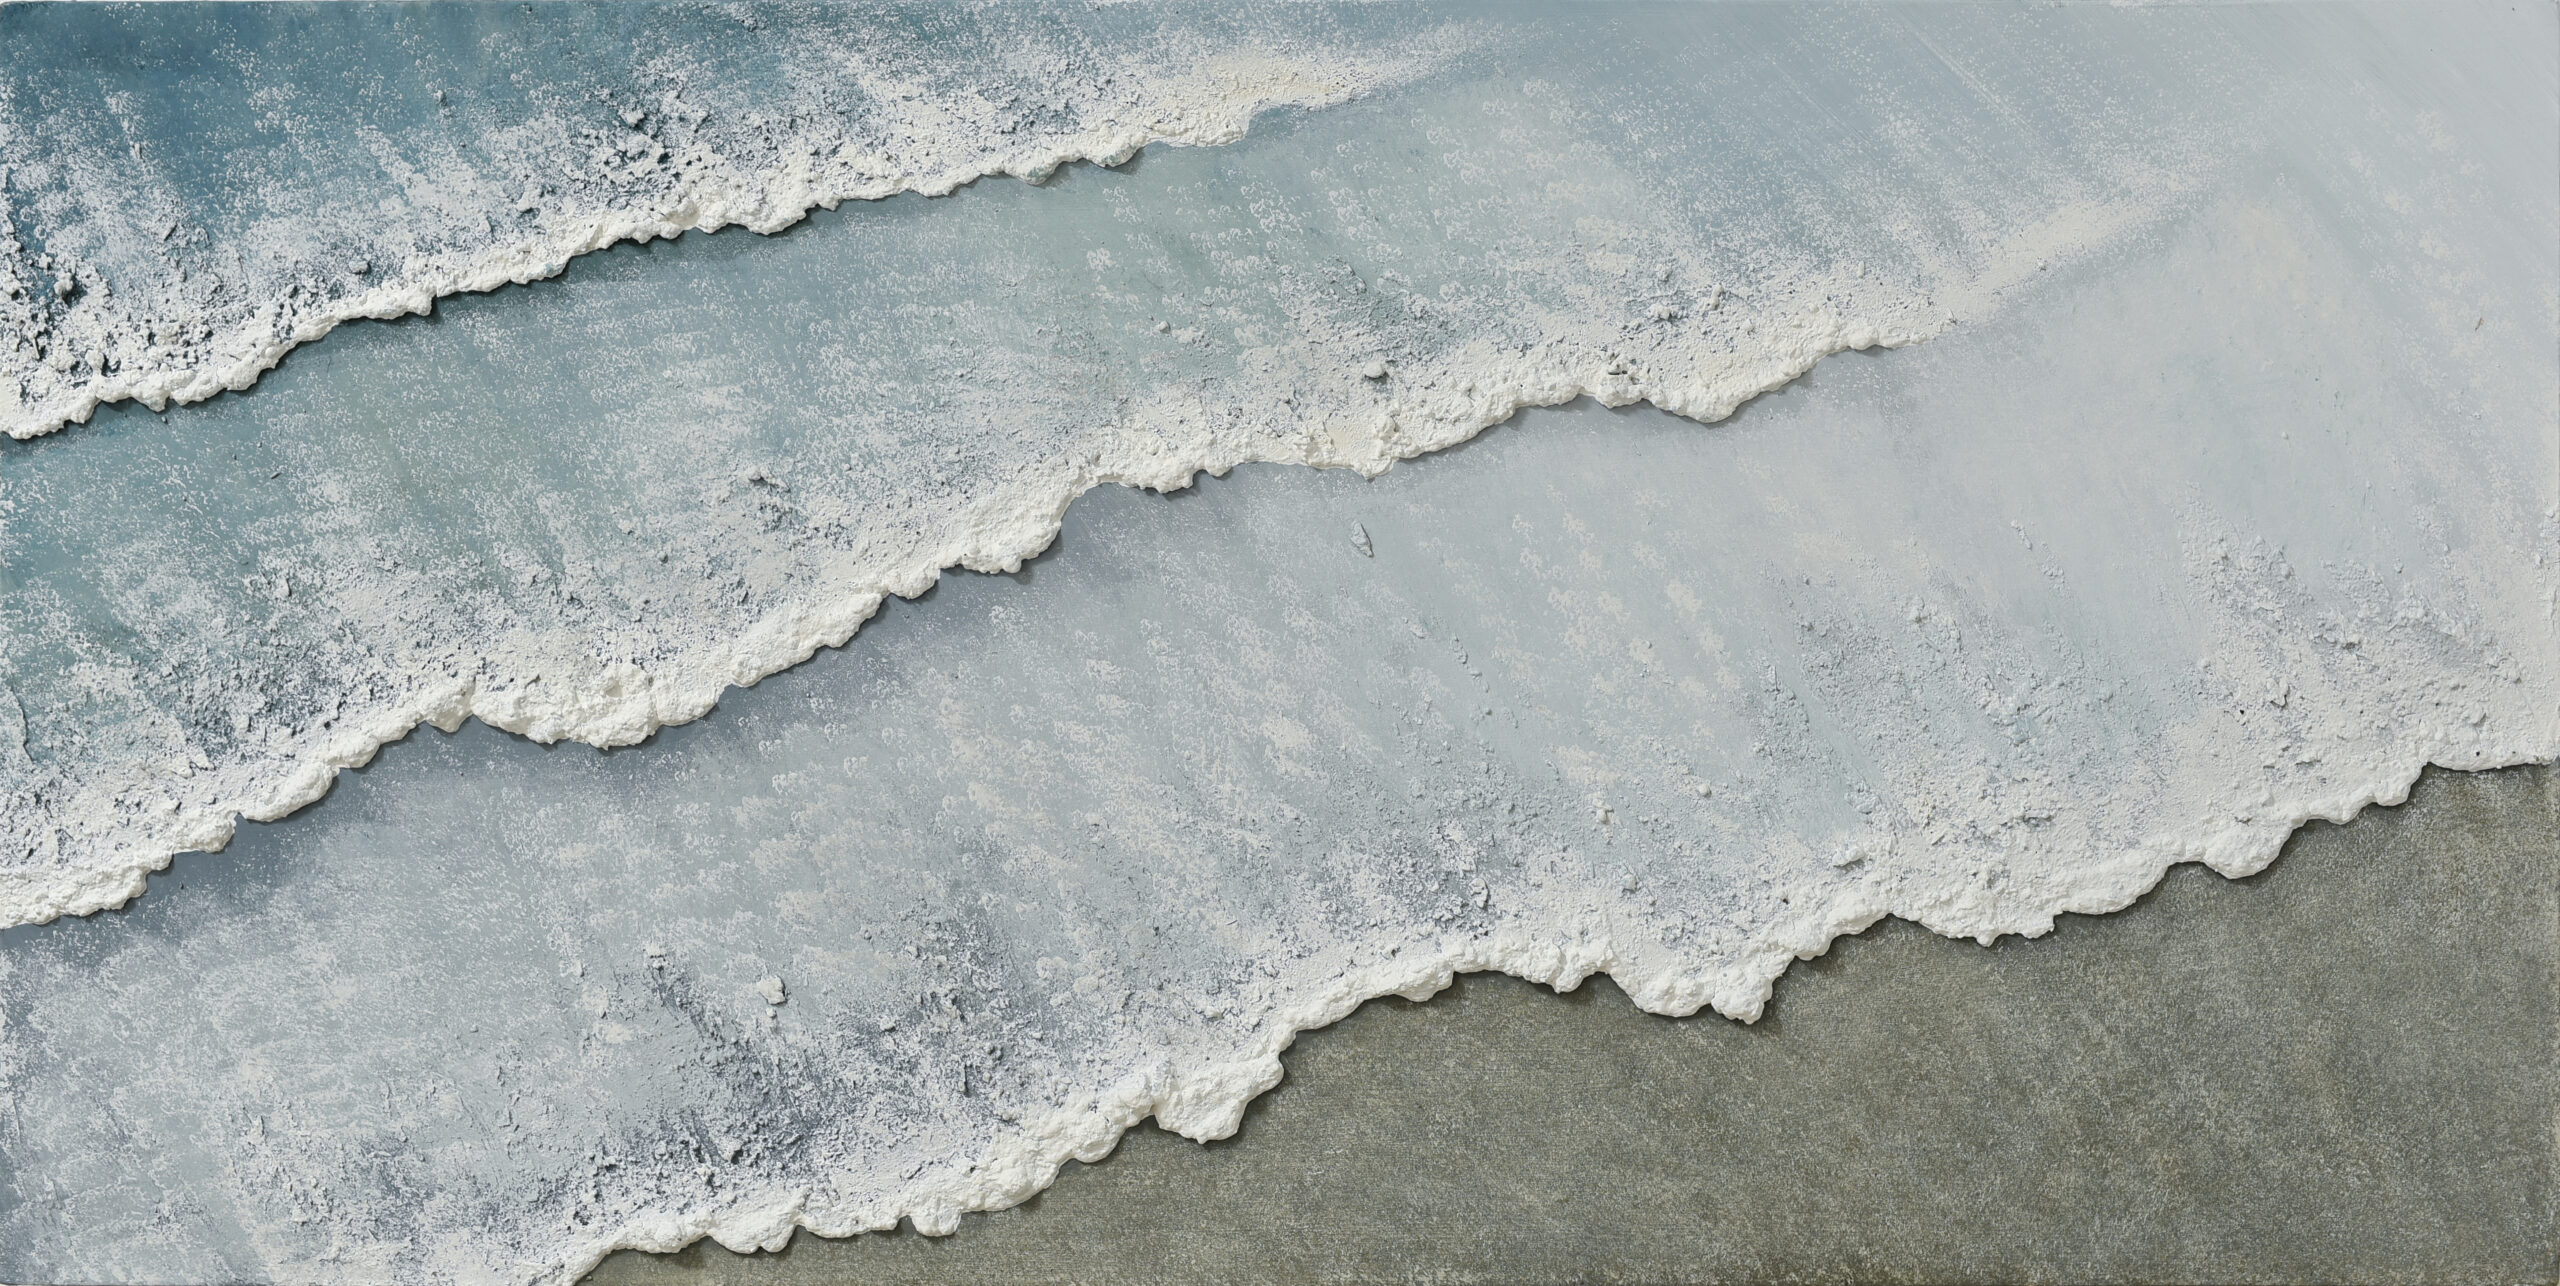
[0,6,2551,1284]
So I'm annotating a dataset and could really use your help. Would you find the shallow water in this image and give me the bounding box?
[2,0,2295,927]
[0,4,2552,1283]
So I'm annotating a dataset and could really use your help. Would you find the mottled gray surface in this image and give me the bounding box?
[592,763,2558,1285]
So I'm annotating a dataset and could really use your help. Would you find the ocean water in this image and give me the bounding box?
[0,4,2552,1283]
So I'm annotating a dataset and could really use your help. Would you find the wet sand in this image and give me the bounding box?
[592,762,2556,1284]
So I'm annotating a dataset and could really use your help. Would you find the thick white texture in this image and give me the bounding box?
[0,6,2550,1284]
[0,9,1456,442]
[0,3,2219,930]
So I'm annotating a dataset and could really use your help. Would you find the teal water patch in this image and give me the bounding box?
[0,0,1457,438]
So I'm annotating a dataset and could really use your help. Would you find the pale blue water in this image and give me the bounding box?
[0,5,2552,1283]
[1,0,2294,926]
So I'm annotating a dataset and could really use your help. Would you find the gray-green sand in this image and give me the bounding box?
[592,763,2557,1284]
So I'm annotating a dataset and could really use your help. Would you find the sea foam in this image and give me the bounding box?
[0,5,1453,443]
[0,5,2552,1284]
[0,4,1460,925]
[0,2,2205,929]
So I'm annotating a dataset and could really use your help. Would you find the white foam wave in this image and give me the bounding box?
[1,7,2552,1280]
[0,23,1454,442]
[0,208,2119,930]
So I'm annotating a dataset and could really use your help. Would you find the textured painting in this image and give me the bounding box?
[0,4,2551,1283]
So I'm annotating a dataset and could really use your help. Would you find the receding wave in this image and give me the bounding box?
[0,2,2219,930]
[0,5,2551,1285]
[0,5,1456,444]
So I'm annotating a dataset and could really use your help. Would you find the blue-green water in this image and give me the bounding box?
[0,4,2552,1282]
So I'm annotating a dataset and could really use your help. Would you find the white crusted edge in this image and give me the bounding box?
[1,48,1422,443]
[548,747,2555,1285]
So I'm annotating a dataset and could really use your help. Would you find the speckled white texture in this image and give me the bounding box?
[0,2,2229,930]
[0,5,2551,1284]
[0,9,1451,443]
